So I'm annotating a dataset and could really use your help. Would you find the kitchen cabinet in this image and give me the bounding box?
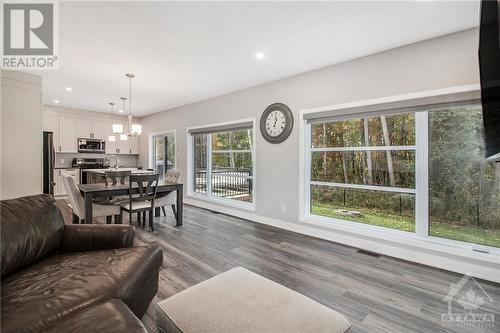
[129,135,139,154]
[105,121,116,154]
[58,117,77,153]
[77,119,106,140]
[92,120,106,140]
[105,134,138,155]
[77,119,91,138]
[116,134,129,154]
[43,112,140,155]
[43,114,59,149]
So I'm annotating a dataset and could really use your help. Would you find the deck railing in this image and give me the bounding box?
[194,167,252,200]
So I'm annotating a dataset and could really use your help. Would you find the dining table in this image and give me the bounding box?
[78,181,183,226]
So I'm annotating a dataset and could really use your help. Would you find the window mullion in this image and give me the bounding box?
[207,134,213,197]
[415,111,429,237]
[305,124,312,216]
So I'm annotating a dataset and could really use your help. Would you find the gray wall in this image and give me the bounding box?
[1,71,43,200]
[138,28,479,223]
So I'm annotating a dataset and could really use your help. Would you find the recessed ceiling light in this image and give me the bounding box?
[53,99,60,104]
[65,87,72,92]
[255,51,265,60]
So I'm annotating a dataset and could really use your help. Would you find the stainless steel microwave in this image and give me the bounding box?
[77,138,106,153]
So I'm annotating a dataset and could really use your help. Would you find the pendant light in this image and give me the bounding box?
[125,73,142,136]
[108,103,116,142]
[112,98,123,135]
[119,97,128,141]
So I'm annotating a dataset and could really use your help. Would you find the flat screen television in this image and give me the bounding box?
[479,0,500,160]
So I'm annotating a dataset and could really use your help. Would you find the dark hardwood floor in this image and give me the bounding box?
[57,201,500,333]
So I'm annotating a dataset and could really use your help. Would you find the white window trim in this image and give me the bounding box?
[311,146,416,152]
[186,118,256,211]
[148,129,177,171]
[299,84,500,258]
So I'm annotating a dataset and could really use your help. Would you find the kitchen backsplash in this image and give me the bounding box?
[55,152,139,168]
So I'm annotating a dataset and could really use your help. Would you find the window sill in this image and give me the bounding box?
[300,213,500,263]
[186,193,256,212]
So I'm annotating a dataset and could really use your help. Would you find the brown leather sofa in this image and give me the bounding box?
[1,194,163,333]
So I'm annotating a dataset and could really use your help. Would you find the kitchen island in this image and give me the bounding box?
[85,168,154,184]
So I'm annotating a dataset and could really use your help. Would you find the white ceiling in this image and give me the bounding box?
[33,1,480,116]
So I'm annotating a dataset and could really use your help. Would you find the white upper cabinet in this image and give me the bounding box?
[43,111,140,155]
[43,113,58,132]
[77,119,106,140]
[59,116,77,153]
[43,114,59,149]
[92,120,106,140]
[129,136,139,154]
[105,121,116,154]
[77,118,91,138]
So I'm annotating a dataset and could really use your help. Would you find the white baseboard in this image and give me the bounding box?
[184,197,500,284]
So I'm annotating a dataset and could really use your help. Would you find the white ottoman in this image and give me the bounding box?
[157,267,351,333]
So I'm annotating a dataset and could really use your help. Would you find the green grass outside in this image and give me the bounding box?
[311,202,500,247]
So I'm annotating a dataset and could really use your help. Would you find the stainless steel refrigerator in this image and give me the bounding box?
[43,131,56,195]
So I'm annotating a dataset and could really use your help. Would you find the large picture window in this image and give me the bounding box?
[309,113,416,232]
[190,121,255,207]
[429,105,500,247]
[304,98,499,249]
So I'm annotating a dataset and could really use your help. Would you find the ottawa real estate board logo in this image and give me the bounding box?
[442,274,496,328]
[1,1,59,70]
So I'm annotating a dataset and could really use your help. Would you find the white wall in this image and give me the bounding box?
[138,28,480,221]
[1,70,43,200]
[137,28,500,282]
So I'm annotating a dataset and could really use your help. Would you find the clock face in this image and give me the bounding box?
[260,103,293,144]
[265,110,286,137]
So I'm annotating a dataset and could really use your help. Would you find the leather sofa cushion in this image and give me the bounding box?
[0,194,64,279]
[1,246,163,333]
[43,299,147,333]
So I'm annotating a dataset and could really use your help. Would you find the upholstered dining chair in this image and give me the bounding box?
[120,174,159,231]
[61,173,121,224]
[153,170,183,220]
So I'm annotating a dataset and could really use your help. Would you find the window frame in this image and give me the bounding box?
[148,129,176,173]
[187,118,257,211]
[300,84,500,256]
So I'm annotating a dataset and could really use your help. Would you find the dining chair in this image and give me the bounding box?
[61,173,121,224]
[104,170,131,185]
[120,174,159,231]
[153,170,183,220]
[104,170,132,204]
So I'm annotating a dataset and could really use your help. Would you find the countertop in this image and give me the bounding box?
[85,168,154,175]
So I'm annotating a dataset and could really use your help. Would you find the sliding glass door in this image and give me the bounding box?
[152,132,175,180]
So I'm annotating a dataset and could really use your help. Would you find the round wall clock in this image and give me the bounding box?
[260,103,293,144]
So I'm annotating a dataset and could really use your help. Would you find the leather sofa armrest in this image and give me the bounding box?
[60,224,135,252]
